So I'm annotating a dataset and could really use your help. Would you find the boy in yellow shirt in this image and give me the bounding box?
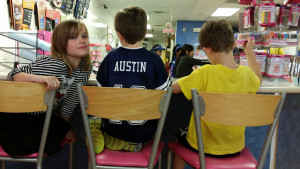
[171,20,262,169]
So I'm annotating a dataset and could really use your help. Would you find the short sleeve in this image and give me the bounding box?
[7,63,33,81]
[97,54,109,87]
[177,69,205,100]
[248,70,260,94]
[154,55,171,90]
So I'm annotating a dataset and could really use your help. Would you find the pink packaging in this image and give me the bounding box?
[282,55,291,77]
[38,30,52,55]
[265,54,285,78]
[258,3,277,27]
[256,53,267,74]
[239,53,248,66]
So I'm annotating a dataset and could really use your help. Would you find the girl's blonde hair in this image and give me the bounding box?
[51,19,91,76]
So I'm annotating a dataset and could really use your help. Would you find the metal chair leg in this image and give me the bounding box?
[88,160,92,169]
[158,154,162,169]
[2,160,6,169]
[69,143,73,169]
[167,149,173,169]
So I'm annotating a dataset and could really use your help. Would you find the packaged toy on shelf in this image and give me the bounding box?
[282,55,292,77]
[287,32,299,46]
[256,53,267,75]
[288,4,300,27]
[258,3,276,27]
[270,32,288,46]
[90,43,103,72]
[244,6,255,28]
[265,54,285,78]
[277,5,290,28]
[239,52,267,75]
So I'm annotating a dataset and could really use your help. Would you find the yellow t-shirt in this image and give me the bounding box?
[178,64,260,155]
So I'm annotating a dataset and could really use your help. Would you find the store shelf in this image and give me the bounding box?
[0,31,43,70]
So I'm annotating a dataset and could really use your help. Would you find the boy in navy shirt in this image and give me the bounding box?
[93,6,171,153]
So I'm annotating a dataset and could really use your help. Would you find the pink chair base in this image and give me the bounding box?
[168,142,257,169]
[0,146,39,158]
[0,137,70,158]
[95,141,164,167]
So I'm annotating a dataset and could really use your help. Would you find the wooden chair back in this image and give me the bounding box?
[77,83,172,169]
[191,89,286,169]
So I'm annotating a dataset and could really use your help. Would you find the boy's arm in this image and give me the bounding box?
[243,38,262,84]
[171,80,182,94]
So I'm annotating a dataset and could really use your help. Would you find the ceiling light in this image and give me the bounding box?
[146,34,153,38]
[87,12,98,19]
[147,15,149,20]
[147,24,151,29]
[211,8,240,17]
[91,22,107,28]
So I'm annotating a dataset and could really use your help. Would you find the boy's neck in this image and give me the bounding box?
[211,52,238,69]
[120,40,143,48]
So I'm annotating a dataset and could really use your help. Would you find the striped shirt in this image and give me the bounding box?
[7,55,92,117]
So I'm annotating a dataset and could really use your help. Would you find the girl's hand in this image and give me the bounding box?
[34,75,60,90]
[65,130,76,143]
[192,65,198,71]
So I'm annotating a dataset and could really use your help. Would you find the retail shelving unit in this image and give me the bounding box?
[0,31,43,71]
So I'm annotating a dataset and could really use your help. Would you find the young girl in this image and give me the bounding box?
[169,44,182,78]
[0,19,92,156]
[174,44,207,78]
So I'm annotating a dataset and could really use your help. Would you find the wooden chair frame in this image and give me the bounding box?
[0,81,55,169]
[167,89,286,169]
[77,83,172,169]
[0,81,73,169]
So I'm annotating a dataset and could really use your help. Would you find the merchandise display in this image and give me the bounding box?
[90,43,104,72]
[258,3,276,27]
[236,0,300,85]
[0,31,45,69]
[7,30,51,52]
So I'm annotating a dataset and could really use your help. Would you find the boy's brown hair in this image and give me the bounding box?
[51,19,91,76]
[114,6,147,44]
[199,20,234,53]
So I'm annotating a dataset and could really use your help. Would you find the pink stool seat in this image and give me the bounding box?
[0,137,70,158]
[168,142,257,169]
[0,146,39,158]
[95,141,164,167]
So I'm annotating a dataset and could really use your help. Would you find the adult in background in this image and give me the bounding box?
[150,44,165,57]
[169,44,182,78]
[174,44,208,78]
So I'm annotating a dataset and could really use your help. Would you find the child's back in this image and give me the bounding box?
[171,19,262,158]
[96,6,171,151]
[97,47,170,142]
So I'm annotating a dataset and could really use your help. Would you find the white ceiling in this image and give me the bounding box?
[87,0,284,44]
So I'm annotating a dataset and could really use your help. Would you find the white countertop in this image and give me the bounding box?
[1,70,300,93]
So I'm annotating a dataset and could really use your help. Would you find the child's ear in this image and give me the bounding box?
[203,47,212,54]
[116,32,124,41]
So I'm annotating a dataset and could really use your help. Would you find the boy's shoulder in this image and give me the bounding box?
[109,47,161,59]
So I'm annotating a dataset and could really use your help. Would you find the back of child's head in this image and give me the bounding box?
[172,44,182,54]
[199,20,234,53]
[114,6,147,45]
[171,44,182,60]
[151,44,164,52]
[179,44,194,57]
[51,19,91,74]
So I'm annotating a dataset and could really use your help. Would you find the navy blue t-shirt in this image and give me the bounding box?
[97,46,171,143]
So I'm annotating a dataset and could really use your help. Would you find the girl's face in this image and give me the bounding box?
[156,50,163,57]
[188,50,194,57]
[67,28,90,60]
